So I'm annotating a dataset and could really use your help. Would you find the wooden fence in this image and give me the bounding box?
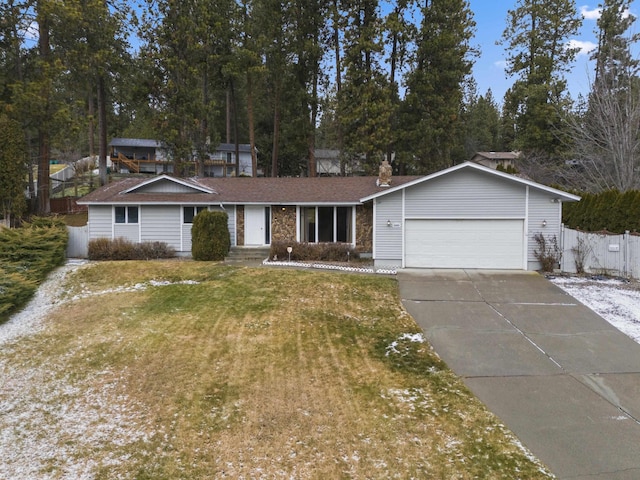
[561,226,640,278]
[50,197,87,214]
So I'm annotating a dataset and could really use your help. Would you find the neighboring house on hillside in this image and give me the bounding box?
[77,162,579,270]
[315,149,366,176]
[109,138,254,177]
[471,151,520,170]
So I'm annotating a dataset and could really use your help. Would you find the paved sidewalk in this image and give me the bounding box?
[398,269,640,480]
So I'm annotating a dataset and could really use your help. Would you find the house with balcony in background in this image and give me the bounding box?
[470,151,520,170]
[109,138,254,177]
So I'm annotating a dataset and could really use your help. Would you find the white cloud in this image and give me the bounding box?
[566,39,597,56]
[580,5,601,20]
[494,60,507,70]
[580,4,634,21]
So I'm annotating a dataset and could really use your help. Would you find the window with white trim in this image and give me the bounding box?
[183,206,207,223]
[115,206,139,223]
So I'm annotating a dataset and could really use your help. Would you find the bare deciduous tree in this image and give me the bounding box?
[567,74,640,192]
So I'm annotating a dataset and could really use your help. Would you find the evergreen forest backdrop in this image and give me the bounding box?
[1,0,639,217]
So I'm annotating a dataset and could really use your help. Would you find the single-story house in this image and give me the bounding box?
[109,138,254,177]
[470,151,520,170]
[77,162,580,270]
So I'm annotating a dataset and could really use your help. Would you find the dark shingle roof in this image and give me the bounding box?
[78,175,421,205]
[109,138,163,148]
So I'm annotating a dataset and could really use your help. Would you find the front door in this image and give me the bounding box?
[245,205,269,245]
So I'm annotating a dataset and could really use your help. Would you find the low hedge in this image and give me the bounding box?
[88,238,176,260]
[563,189,640,233]
[0,217,68,323]
[269,241,360,262]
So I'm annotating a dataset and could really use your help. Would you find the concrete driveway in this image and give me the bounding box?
[398,269,640,480]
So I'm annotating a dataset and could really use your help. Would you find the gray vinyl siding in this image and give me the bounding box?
[404,169,526,218]
[114,224,139,243]
[374,191,403,266]
[527,189,562,269]
[141,205,181,250]
[88,206,113,238]
[137,180,204,194]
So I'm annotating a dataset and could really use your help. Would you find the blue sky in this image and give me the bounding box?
[469,1,639,103]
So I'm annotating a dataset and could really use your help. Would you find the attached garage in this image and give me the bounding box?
[362,162,580,271]
[404,219,524,269]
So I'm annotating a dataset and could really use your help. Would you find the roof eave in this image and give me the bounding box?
[121,174,215,194]
[359,162,581,202]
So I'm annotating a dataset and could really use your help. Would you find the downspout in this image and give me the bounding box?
[138,204,142,244]
[180,205,184,251]
[401,189,406,269]
[524,186,529,270]
[372,199,377,265]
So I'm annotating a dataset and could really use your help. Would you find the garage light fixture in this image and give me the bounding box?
[542,220,547,227]
[387,219,392,227]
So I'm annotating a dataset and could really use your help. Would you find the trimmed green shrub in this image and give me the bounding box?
[88,237,176,260]
[0,217,68,323]
[191,210,230,261]
[269,241,360,262]
[562,189,640,233]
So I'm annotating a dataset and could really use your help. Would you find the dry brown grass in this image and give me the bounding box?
[0,261,553,479]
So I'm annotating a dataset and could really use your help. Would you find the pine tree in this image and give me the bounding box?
[0,115,27,226]
[145,0,236,176]
[338,0,392,174]
[500,0,582,156]
[460,82,503,160]
[401,0,475,174]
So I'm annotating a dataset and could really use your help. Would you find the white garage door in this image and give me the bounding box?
[405,219,524,269]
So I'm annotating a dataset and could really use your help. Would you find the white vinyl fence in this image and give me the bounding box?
[66,226,89,258]
[561,226,640,278]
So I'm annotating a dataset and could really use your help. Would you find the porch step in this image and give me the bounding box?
[225,246,271,262]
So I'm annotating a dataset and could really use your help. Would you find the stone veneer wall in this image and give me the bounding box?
[272,205,297,243]
[356,203,373,253]
[236,206,245,246]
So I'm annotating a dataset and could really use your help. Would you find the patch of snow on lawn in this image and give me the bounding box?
[0,261,203,478]
[0,262,83,346]
[0,261,200,347]
[0,362,151,479]
[385,332,426,356]
[550,276,640,343]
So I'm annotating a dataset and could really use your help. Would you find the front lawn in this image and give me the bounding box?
[0,261,552,479]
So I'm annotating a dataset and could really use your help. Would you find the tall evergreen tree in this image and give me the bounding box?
[400,0,475,174]
[500,0,582,156]
[60,0,133,186]
[383,0,416,173]
[0,114,27,225]
[592,0,639,86]
[459,82,503,161]
[339,0,392,174]
[145,0,236,176]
